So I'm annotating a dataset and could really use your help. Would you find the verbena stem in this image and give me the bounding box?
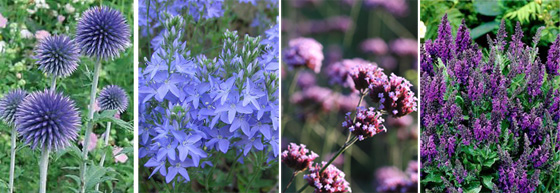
[283,171,299,193]
[9,125,16,193]
[297,90,367,193]
[80,58,102,193]
[39,146,50,193]
[95,121,112,191]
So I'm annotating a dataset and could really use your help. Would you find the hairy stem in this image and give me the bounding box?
[95,121,112,191]
[9,125,16,193]
[39,146,50,193]
[80,58,102,193]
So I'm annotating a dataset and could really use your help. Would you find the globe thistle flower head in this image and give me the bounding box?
[76,6,130,60]
[348,62,384,92]
[304,161,351,193]
[16,90,81,151]
[283,37,324,73]
[34,35,80,77]
[281,143,319,171]
[98,85,129,113]
[343,107,385,141]
[0,89,28,124]
[369,73,417,117]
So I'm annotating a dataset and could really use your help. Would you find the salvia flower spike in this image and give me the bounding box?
[16,90,81,151]
[34,35,80,78]
[98,85,129,114]
[76,6,130,60]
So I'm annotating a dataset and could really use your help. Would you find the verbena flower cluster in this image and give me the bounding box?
[283,35,417,192]
[375,160,418,192]
[139,14,279,184]
[420,14,560,192]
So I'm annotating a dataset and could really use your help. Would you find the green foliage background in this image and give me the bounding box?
[0,0,134,192]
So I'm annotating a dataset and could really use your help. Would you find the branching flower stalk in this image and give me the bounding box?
[75,6,130,193]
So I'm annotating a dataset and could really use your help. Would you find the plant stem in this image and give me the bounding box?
[39,146,50,193]
[95,121,112,191]
[9,125,16,193]
[283,171,299,193]
[246,167,261,193]
[50,76,56,92]
[80,58,102,193]
[225,153,243,182]
[297,136,359,193]
[343,0,362,48]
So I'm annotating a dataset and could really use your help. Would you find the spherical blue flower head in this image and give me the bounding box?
[76,6,130,60]
[34,35,80,77]
[98,85,129,113]
[16,90,81,151]
[0,89,28,124]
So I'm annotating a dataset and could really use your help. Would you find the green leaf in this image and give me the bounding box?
[65,174,81,184]
[482,176,494,190]
[465,185,482,193]
[471,21,500,40]
[93,110,133,131]
[474,0,503,16]
[424,172,443,184]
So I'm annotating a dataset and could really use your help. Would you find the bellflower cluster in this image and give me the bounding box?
[139,14,278,184]
[421,14,560,192]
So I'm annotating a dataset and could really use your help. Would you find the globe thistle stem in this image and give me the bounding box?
[95,121,112,191]
[39,146,50,193]
[50,76,57,92]
[9,125,16,193]
[80,59,102,193]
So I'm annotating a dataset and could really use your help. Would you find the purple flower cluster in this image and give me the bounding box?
[281,16,353,35]
[304,161,351,193]
[326,58,371,89]
[284,37,324,73]
[360,38,388,55]
[342,107,385,141]
[281,143,319,171]
[369,74,418,117]
[291,85,363,113]
[421,14,560,192]
[375,161,418,192]
[139,15,279,183]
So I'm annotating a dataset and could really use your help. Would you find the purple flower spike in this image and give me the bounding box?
[369,73,417,117]
[304,161,351,193]
[283,37,324,73]
[34,35,80,77]
[546,36,560,76]
[281,143,318,171]
[98,85,129,114]
[455,19,473,54]
[435,13,454,64]
[0,89,28,124]
[16,90,81,151]
[76,6,130,60]
[343,107,385,141]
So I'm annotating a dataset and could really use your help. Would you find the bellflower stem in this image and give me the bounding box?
[81,58,102,193]
[9,125,16,193]
[39,146,50,193]
[95,121,112,191]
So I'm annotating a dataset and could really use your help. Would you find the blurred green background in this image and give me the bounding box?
[0,0,133,192]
